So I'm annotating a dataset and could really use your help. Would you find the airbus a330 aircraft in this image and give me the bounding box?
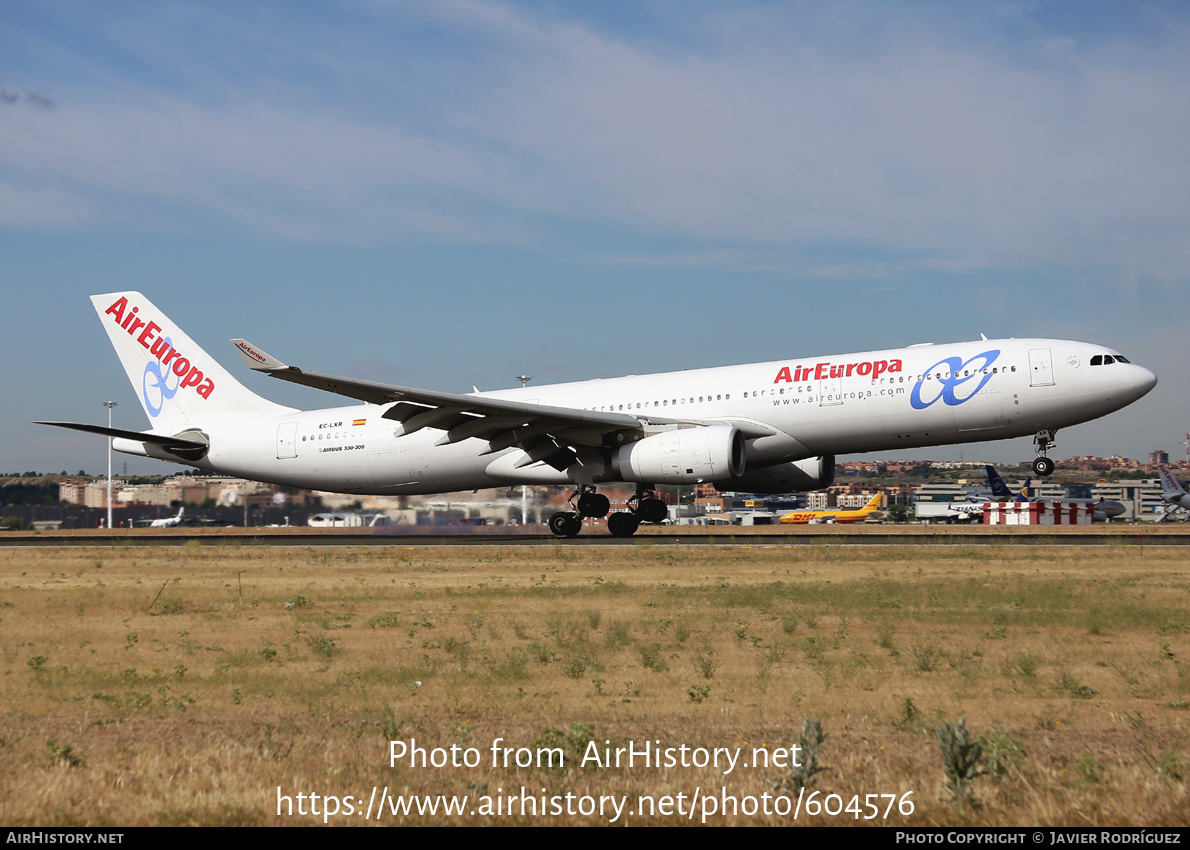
[39,292,1157,538]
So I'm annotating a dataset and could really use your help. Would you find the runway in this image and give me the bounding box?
[2,525,1187,547]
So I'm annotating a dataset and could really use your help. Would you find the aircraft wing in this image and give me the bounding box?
[231,339,702,470]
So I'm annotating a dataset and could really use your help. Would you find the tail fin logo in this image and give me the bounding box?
[104,296,215,417]
[142,337,180,418]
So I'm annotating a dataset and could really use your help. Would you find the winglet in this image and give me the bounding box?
[231,339,287,372]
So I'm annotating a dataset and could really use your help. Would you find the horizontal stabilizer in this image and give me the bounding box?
[33,421,209,450]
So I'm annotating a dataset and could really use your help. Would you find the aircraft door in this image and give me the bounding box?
[276,421,298,459]
[1028,349,1054,387]
[818,374,842,407]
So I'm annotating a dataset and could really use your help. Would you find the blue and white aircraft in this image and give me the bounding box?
[39,292,1157,537]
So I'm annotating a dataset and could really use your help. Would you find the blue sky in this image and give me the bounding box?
[3,0,1188,475]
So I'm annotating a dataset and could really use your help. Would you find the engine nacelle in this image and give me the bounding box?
[716,455,835,494]
[613,426,745,484]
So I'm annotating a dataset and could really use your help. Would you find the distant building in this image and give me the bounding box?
[74,480,127,508]
[57,479,90,505]
[58,474,296,509]
[913,481,972,504]
[1058,456,1143,471]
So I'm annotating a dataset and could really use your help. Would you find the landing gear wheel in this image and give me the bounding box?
[607,512,640,538]
[548,511,582,538]
[577,492,610,518]
[636,497,668,524]
[1032,456,1055,476]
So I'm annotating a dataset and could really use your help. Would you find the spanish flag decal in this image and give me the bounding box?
[353,419,366,426]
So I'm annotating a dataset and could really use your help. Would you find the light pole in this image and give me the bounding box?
[102,401,118,529]
[516,376,532,524]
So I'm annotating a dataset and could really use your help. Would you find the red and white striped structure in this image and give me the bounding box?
[983,501,1095,525]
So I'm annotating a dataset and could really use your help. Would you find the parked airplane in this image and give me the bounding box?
[932,501,989,522]
[780,492,883,524]
[1157,463,1190,520]
[985,465,1125,521]
[986,465,1019,503]
[308,511,390,528]
[148,506,185,528]
[38,292,1157,538]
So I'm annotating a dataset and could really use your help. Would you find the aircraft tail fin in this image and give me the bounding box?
[91,292,289,431]
[1158,464,1188,499]
[985,465,1014,501]
[866,492,883,510]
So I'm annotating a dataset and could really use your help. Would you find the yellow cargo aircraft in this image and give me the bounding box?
[780,492,884,524]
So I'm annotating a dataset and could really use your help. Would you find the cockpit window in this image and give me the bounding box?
[1090,355,1103,366]
[1115,355,1130,363]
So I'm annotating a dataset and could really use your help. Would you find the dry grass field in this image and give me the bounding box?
[1,540,1188,826]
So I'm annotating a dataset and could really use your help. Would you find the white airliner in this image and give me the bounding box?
[38,292,1157,537]
[1157,463,1190,520]
[148,506,185,528]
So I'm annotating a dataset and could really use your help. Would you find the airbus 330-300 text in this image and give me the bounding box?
[38,292,1157,537]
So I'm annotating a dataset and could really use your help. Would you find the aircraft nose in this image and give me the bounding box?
[1126,364,1158,401]
[1136,365,1158,394]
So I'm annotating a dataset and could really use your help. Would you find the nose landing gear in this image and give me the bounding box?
[1032,430,1057,476]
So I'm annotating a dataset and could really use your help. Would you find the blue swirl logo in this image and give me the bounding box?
[142,336,180,418]
[910,349,1000,410]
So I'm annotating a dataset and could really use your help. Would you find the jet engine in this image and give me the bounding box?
[613,426,745,484]
[716,455,835,494]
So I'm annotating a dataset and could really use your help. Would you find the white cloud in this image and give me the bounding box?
[0,0,1186,278]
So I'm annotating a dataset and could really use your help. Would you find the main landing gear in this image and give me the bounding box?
[628,487,669,524]
[605,487,667,538]
[1032,430,1057,477]
[548,485,609,539]
[547,485,669,538]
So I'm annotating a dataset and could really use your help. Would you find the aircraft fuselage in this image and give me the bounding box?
[116,337,1155,495]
